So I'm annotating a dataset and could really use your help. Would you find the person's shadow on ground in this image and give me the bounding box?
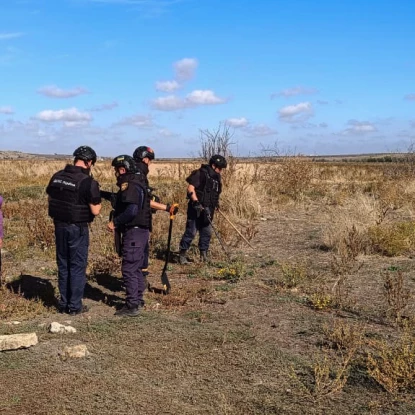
[84,279,124,308]
[7,273,124,310]
[91,273,124,293]
[7,274,58,308]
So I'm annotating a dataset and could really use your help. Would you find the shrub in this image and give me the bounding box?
[368,222,415,256]
[367,331,415,397]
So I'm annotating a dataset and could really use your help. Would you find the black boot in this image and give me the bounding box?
[200,251,208,262]
[114,305,140,317]
[179,249,190,265]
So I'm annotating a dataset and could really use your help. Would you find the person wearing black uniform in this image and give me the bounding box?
[178,154,227,264]
[46,146,101,315]
[107,155,151,317]
[132,146,178,276]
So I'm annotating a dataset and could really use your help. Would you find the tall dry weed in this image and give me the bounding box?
[383,270,411,323]
[261,157,315,201]
[322,192,379,255]
[367,330,415,397]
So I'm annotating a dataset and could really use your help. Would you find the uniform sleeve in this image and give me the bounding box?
[89,180,102,205]
[186,170,201,187]
[45,175,55,196]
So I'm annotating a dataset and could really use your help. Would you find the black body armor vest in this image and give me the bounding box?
[195,165,222,209]
[115,174,152,230]
[47,165,94,224]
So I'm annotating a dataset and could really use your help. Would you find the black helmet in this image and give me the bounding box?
[111,154,137,173]
[209,154,227,169]
[73,146,97,165]
[133,146,155,161]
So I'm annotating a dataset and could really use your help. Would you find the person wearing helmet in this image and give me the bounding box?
[178,154,227,264]
[132,145,177,215]
[46,146,101,315]
[107,154,151,317]
[132,146,179,278]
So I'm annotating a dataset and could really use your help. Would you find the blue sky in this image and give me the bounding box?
[0,0,414,157]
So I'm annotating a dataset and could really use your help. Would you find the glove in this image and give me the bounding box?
[151,194,161,204]
[166,203,179,216]
[192,200,204,218]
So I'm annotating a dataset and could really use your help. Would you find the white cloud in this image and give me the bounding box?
[341,120,377,135]
[116,113,153,128]
[35,107,92,123]
[0,32,24,40]
[64,121,90,128]
[155,57,198,93]
[157,128,179,138]
[244,123,277,137]
[278,102,314,123]
[186,90,225,105]
[404,94,415,101]
[152,90,226,111]
[0,106,14,115]
[174,58,198,82]
[155,80,181,92]
[37,85,89,98]
[291,121,328,130]
[226,117,249,128]
[271,86,318,99]
[89,101,118,111]
[152,95,186,111]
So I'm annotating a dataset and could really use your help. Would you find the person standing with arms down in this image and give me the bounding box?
[107,155,151,317]
[132,146,178,277]
[46,146,101,315]
[178,155,227,264]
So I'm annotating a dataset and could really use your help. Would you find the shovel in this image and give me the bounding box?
[148,204,178,295]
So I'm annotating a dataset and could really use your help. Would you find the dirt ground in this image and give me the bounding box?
[1,202,415,414]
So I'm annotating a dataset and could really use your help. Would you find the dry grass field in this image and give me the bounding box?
[1,156,415,414]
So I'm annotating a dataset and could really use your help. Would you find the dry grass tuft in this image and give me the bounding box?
[0,286,48,320]
[367,330,415,398]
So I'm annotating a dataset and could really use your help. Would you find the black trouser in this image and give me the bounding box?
[179,205,213,252]
[55,224,89,312]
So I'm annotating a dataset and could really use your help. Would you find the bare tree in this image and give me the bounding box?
[198,123,235,162]
[198,123,237,185]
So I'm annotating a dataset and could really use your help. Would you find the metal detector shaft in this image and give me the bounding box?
[217,209,255,249]
[205,211,231,261]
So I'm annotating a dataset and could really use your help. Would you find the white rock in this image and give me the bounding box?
[49,322,77,334]
[0,333,38,351]
[62,344,89,359]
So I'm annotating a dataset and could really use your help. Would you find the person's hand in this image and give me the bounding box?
[193,201,204,217]
[166,203,179,216]
[107,221,115,233]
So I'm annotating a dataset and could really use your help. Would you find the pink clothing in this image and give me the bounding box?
[0,195,3,239]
